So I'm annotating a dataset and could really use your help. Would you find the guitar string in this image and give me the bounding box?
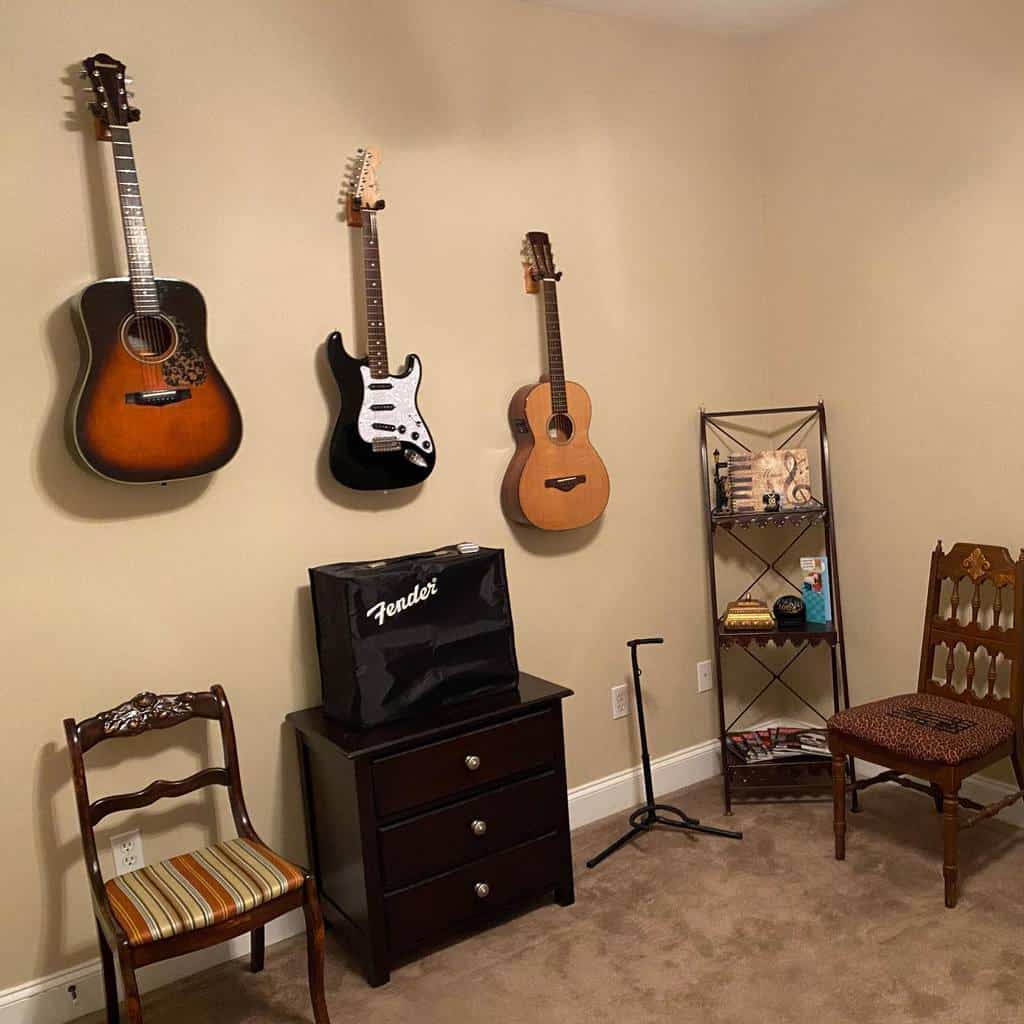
[365,209,387,379]
[542,278,566,431]
[115,122,158,391]
[118,115,178,449]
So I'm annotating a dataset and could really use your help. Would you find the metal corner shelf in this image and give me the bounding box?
[717,621,837,648]
[699,401,856,811]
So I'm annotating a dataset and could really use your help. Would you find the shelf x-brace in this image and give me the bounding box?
[720,519,816,604]
[726,642,829,733]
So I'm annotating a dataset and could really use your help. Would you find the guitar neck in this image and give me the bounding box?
[107,124,158,314]
[541,280,568,413]
[362,208,390,378]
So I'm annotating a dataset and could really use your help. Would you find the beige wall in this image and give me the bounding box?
[9,0,1022,995]
[1,0,764,988]
[754,0,1024,738]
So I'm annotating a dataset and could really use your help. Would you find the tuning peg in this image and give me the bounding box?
[78,69,89,79]
[125,77,134,85]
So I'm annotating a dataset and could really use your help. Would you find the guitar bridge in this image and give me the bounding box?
[371,438,401,454]
[124,389,192,407]
[544,475,587,493]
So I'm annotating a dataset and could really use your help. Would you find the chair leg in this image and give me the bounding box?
[116,948,144,1024]
[930,783,944,814]
[250,926,265,973]
[1010,746,1024,798]
[832,752,847,860]
[97,922,119,1024]
[942,791,959,909]
[302,878,331,1024]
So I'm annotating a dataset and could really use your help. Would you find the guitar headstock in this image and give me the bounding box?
[345,146,384,226]
[522,231,562,293]
[80,53,139,139]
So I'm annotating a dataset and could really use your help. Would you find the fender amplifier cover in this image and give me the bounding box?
[309,545,519,728]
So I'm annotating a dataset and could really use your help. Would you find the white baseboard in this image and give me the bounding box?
[10,724,1019,1024]
[0,911,305,1024]
[566,736,721,831]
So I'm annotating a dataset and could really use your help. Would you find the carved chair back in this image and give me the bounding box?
[918,542,1024,725]
[64,686,258,909]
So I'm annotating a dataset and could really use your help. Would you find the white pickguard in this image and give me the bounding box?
[357,357,433,455]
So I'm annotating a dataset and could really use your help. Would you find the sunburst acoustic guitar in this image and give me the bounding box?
[71,53,242,484]
[501,232,610,530]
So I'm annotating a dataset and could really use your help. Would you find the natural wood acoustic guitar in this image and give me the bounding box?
[71,53,242,484]
[501,232,610,530]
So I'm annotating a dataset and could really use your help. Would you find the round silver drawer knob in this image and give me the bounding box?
[464,754,481,771]
[470,819,488,836]
[475,882,490,899]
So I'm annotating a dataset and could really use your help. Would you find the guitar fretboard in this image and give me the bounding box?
[362,209,389,379]
[541,280,568,414]
[108,125,158,314]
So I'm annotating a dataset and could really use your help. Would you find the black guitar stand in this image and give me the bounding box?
[586,637,743,869]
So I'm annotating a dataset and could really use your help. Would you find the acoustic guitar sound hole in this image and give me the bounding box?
[120,314,178,363]
[546,413,574,443]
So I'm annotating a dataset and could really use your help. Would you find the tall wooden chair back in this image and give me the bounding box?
[917,542,1024,724]
[64,686,258,889]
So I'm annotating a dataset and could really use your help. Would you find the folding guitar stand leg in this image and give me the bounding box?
[586,638,742,869]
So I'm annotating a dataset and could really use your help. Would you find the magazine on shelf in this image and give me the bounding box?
[726,726,830,763]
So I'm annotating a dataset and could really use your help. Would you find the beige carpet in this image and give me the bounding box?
[79,778,1024,1024]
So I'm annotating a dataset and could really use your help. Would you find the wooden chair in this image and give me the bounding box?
[65,686,331,1023]
[829,542,1024,907]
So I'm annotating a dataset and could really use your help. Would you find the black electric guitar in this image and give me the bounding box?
[325,147,435,490]
[71,53,242,484]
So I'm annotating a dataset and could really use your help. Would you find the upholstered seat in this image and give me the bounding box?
[829,692,1013,766]
[106,836,306,947]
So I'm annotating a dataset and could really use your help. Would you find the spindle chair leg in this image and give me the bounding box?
[302,879,331,1024]
[97,922,119,1024]
[832,751,847,860]
[250,926,265,973]
[943,791,959,909]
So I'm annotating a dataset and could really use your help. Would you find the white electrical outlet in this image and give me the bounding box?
[611,683,629,720]
[111,829,145,876]
[697,660,713,693]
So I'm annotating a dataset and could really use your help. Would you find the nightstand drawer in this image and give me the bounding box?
[378,771,561,890]
[372,709,557,817]
[385,832,561,954]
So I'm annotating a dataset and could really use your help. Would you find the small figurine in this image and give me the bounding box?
[713,449,730,513]
[762,491,781,513]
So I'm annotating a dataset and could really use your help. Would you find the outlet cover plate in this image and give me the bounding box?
[611,683,629,720]
[697,660,713,693]
[111,829,144,876]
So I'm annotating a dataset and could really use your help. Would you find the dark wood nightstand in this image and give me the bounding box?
[286,673,574,986]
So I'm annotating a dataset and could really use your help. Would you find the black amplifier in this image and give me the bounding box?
[309,544,519,728]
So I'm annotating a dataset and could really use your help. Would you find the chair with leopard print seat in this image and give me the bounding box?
[828,541,1024,907]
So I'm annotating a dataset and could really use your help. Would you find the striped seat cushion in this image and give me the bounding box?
[106,837,305,946]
